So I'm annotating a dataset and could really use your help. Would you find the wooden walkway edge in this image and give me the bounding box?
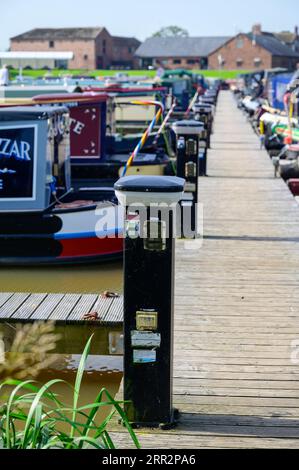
[109,91,299,448]
[0,292,123,325]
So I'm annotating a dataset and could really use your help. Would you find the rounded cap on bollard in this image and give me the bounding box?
[199,96,215,104]
[172,119,205,136]
[193,103,213,112]
[114,175,185,206]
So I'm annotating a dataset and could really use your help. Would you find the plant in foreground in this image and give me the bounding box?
[0,322,60,381]
[0,335,140,449]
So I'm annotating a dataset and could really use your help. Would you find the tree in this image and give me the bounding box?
[152,26,189,38]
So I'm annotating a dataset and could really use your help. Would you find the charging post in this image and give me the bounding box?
[114,175,184,428]
[172,120,204,237]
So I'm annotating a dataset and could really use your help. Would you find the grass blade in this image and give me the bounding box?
[70,334,93,439]
[22,379,64,449]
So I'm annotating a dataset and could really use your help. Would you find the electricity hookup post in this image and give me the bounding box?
[172,120,205,238]
[114,175,185,429]
[193,102,214,152]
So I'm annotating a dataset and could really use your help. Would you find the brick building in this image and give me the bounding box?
[111,36,140,69]
[135,36,231,70]
[208,25,299,71]
[10,27,141,69]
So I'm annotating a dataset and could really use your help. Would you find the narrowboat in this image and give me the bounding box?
[0,106,123,265]
[31,92,172,185]
[84,83,169,132]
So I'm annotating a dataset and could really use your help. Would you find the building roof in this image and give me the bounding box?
[11,28,105,41]
[0,51,73,59]
[247,32,299,57]
[208,32,299,58]
[135,36,231,58]
[112,36,141,47]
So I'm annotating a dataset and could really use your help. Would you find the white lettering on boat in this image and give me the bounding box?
[69,117,85,135]
[0,138,31,161]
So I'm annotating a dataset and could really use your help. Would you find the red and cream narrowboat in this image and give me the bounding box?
[0,105,123,265]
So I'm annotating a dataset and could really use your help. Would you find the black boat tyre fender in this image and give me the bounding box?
[279,160,299,181]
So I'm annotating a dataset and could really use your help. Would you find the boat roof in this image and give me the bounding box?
[162,69,194,78]
[85,86,167,93]
[0,105,68,121]
[32,92,108,103]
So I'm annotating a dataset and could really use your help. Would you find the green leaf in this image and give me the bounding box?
[70,334,93,439]
[5,380,34,448]
[30,404,42,448]
[22,379,65,449]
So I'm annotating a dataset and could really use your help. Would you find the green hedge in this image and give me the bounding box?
[9,68,249,80]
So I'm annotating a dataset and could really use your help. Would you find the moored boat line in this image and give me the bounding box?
[0,71,219,265]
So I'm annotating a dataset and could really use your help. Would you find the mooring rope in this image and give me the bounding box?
[184,88,200,117]
[121,100,164,176]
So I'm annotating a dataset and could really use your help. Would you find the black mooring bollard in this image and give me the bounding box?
[114,175,185,428]
[172,120,205,238]
[193,102,214,150]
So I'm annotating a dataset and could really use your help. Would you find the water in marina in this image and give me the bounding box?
[0,353,123,430]
[0,261,124,419]
[0,261,123,294]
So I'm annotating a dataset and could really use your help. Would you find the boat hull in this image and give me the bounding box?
[0,202,124,266]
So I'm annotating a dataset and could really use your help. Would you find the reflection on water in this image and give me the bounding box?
[1,353,123,428]
[0,261,123,293]
[39,363,122,427]
[1,325,124,425]
[1,322,122,356]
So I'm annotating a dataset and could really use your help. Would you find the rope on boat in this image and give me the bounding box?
[153,98,177,146]
[121,100,164,176]
[154,98,177,172]
[184,88,200,117]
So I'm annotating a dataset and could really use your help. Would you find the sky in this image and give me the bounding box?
[1,0,298,50]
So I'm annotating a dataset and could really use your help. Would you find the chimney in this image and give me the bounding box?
[252,23,262,36]
[295,26,298,38]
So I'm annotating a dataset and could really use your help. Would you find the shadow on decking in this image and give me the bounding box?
[204,235,299,243]
[200,175,275,180]
[177,413,299,438]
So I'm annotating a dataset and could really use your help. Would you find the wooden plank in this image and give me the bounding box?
[107,432,299,449]
[66,294,98,321]
[173,386,299,398]
[0,293,30,319]
[173,378,299,390]
[104,296,123,323]
[11,293,48,320]
[30,293,65,321]
[173,403,299,417]
[48,293,81,321]
[0,292,14,309]
[174,371,299,381]
[93,296,114,322]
